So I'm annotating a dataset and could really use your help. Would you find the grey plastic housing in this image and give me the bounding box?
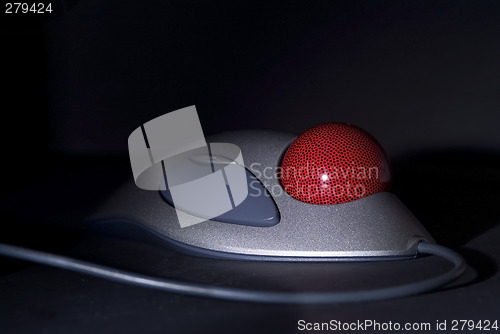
[88,130,435,260]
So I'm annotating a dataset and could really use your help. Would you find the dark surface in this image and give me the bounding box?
[1,1,500,333]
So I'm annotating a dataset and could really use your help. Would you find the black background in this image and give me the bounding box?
[1,1,500,333]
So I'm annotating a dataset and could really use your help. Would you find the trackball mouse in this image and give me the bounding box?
[87,123,435,261]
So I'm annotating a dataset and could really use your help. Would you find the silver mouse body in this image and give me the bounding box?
[88,130,434,261]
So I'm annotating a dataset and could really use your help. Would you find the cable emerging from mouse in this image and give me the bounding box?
[0,241,465,304]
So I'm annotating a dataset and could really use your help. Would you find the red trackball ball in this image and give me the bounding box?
[279,123,392,205]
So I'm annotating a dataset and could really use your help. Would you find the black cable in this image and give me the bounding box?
[0,242,466,304]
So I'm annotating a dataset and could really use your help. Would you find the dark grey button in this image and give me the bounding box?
[160,169,280,227]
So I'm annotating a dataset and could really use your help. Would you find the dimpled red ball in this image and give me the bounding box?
[279,123,392,204]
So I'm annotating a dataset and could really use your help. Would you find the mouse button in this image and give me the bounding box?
[160,169,280,227]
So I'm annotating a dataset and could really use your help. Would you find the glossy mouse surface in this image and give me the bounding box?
[87,129,434,261]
